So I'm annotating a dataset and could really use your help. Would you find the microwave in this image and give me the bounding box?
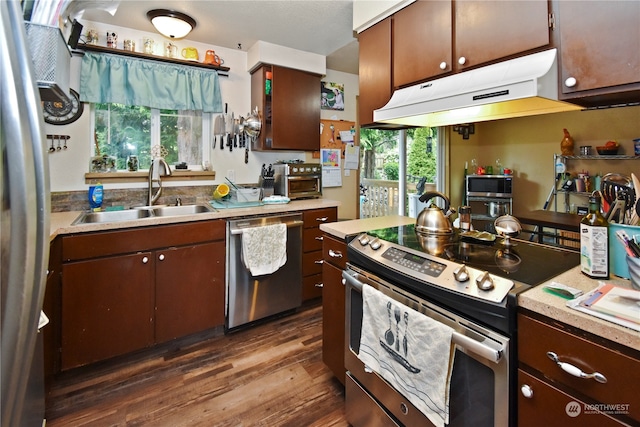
[466,175,513,198]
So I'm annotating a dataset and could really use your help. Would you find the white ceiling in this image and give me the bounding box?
[80,0,360,74]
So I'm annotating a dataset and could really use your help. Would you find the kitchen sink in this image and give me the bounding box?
[72,204,215,225]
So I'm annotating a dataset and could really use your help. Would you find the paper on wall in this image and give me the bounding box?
[322,169,342,187]
[344,144,359,170]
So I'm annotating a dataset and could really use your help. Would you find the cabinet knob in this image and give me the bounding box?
[315,236,324,241]
[564,77,577,88]
[158,254,165,261]
[439,61,447,70]
[341,278,346,286]
[329,249,343,258]
[316,216,329,222]
[314,283,324,288]
[142,256,149,264]
[520,384,533,399]
[458,56,467,65]
[314,259,324,264]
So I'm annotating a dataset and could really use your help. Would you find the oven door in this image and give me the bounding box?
[287,175,322,199]
[343,265,510,427]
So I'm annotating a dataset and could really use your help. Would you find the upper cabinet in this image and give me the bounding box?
[358,17,393,128]
[393,0,550,88]
[556,0,640,106]
[251,64,320,151]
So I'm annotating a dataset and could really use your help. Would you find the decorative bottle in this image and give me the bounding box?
[560,128,574,155]
[580,194,608,279]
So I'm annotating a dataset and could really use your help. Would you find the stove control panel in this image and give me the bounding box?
[350,233,514,303]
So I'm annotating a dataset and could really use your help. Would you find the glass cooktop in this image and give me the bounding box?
[365,224,580,287]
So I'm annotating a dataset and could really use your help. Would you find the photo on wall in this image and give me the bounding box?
[321,82,345,111]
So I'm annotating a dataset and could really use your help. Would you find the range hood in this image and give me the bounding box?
[374,48,582,128]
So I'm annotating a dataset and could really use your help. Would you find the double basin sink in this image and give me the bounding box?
[72,204,215,225]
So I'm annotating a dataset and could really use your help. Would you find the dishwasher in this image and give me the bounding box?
[226,213,303,330]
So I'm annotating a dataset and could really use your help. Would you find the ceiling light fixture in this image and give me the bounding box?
[147,9,196,39]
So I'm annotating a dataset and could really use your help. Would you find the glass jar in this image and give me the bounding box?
[127,155,139,171]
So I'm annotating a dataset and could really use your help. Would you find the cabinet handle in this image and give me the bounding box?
[315,283,324,288]
[316,216,329,222]
[158,254,165,261]
[142,256,149,264]
[439,61,447,70]
[458,56,466,65]
[520,384,533,399]
[546,351,607,384]
[329,249,343,258]
[315,236,324,241]
[564,77,577,88]
[314,259,324,264]
[341,278,346,286]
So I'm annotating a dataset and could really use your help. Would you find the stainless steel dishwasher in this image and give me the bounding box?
[226,213,303,330]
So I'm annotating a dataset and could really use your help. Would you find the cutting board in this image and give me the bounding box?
[209,200,264,209]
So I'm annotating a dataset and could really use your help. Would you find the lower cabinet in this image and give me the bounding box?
[518,311,639,426]
[301,207,338,301]
[321,233,348,385]
[59,220,225,371]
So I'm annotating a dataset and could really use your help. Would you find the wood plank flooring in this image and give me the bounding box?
[45,302,348,426]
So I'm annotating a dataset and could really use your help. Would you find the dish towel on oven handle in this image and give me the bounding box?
[358,284,455,427]
[241,223,287,276]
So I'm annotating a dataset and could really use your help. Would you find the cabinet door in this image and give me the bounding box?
[455,0,550,70]
[393,0,453,87]
[155,241,225,343]
[271,66,320,150]
[61,252,154,370]
[558,1,640,99]
[322,261,345,385]
[358,17,392,127]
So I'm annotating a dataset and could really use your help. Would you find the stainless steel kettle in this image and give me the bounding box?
[415,191,456,235]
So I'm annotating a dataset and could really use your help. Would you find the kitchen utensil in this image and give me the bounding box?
[415,191,455,235]
[230,111,235,151]
[48,135,55,152]
[394,307,401,352]
[601,173,631,205]
[244,107,262,139]
[494,214,522,247]
[485,200,510,217]
[385,301,394,346]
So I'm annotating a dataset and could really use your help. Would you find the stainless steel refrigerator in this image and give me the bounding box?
[1,0,52,425]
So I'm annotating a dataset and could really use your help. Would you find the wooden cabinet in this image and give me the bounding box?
[301,207,338,301]
[555,1,640,106]
[322,233,348,385]
[518,311,640,425]
[59,220,225,370]
[358,17,393,128]
[43,237,62,397]
[251,64,321,151]
[393,0,550,88]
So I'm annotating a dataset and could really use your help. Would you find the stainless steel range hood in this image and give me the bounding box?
[374,49,582,127]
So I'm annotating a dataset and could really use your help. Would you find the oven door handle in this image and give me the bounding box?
[343,270,504,364]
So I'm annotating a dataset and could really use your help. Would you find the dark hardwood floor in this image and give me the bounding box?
[45,302,349,426]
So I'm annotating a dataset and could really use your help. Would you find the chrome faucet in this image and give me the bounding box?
[148,157,172,205]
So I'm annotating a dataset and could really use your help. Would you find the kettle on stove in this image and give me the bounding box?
[416,191,456,235]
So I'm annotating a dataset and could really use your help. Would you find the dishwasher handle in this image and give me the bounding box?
[230,220,304,235]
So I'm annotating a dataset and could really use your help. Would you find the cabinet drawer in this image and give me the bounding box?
[518,313,640,422]
[303,227,324,252]
[302,273,323,301]
[322,234,347,270]
[303,250,324,276]
[63,220,225,261]
[303,208,337,228]
[518,369,626,427]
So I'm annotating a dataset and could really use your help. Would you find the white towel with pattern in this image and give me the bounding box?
[241,223,287,276]
[358,284,455,427]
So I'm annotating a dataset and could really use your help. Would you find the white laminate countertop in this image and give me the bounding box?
[50,199,340,239]
[519,266,640,351]
[319,214,415,240]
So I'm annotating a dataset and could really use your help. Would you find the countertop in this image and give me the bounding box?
[320,215,639,352]
[519,266,639,351]
[50,199,340,239]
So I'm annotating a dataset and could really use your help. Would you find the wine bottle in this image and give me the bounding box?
[580,194,609,279]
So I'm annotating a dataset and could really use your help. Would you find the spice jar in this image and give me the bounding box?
[459,206,472,231]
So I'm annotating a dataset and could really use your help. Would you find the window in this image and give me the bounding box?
[94,103,206,171]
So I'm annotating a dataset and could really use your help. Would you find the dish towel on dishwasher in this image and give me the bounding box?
[241,223,287,276]
[358,284,455,427]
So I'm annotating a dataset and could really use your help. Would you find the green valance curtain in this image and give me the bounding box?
[79,52,223,113]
